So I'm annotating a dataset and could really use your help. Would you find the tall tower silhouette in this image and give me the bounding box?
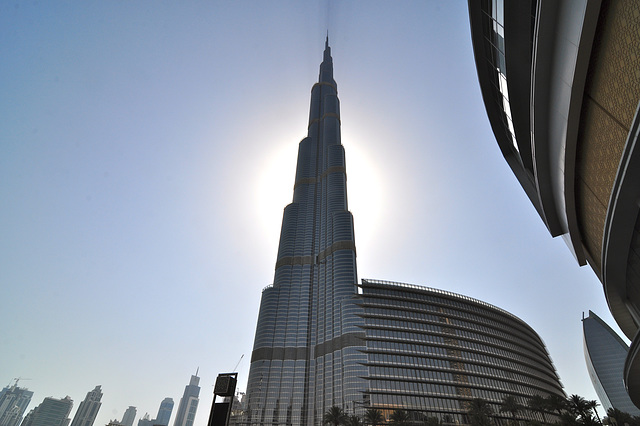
[172,372,199,426]
[245,38,367,426]
[69,386,102,426]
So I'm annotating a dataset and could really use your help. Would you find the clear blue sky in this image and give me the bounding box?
[1,1,621,424]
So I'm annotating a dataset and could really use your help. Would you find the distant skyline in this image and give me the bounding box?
[0,1,625,425]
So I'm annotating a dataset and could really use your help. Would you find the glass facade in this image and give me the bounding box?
[20,397,73,426]
[583,311,640,416]
[359,280,565,424]
[480,0,518,154]
[244,38,366,426]
[69,386,102,426]
[0,385,33,426]
[154,398,173,426]
[172,375,200,426]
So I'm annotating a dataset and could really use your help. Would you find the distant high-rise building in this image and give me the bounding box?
[583,311,640,415]
[467,0,640,405]
[69,386,102,426]
[136,414,151,426]
[20,396,72,426]
[120,407,136,426]
[153,399,173,426]
[0,384,33,426]
[243,38,566,425]
[172,373,199,426]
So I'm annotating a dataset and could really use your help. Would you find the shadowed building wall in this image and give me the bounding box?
[359,279,564,424]
[467,0,640,405]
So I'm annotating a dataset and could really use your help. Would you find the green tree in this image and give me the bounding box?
[559,411,580,426]
[364,408,385,426]
[567,394,591,422]
[606,407,633,426]
[441,415,454,426]
[527,395,548,424]
[389,409,410,426]
[324,406,348,426]
[586,400,602,425]
[545,394,566,417]
[466,398,493,426]
[500,395,521,424]
[345,415,363,426]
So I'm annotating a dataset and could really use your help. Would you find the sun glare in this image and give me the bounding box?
[254,137,385,257]
[255,142,298,244]
[345,141,385,249]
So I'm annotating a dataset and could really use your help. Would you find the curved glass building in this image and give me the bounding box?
[359,279,564,424]
[244,38,565,426]
[468,0,640,405]
[583,311,640,415]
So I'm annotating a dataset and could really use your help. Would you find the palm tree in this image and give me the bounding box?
[364,408,385,426]
[441,415,454,426]
[545,394,566,417]
[567,394,591,422]
[389,409,410,426]
[528,395,548,424]
[466,398,493,426]
[345,415,363,426]
[499,395,521,424]
[587,400,602,424]
[324,406,348,426]
[606,407,632,426]
[559,411,580,426]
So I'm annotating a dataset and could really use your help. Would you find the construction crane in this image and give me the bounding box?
[232,354,244,372]
[10,377,32,387]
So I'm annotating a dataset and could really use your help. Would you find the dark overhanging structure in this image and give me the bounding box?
[243,38,565,426]
[467,0,640,407]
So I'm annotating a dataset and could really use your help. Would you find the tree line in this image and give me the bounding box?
[322,394,640,426]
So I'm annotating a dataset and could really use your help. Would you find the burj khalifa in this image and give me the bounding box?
[244,38,367,426]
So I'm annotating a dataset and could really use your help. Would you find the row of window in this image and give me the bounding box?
[366,326,547,368]
[365,316,539,358]
[362,284,531,337]
[365,353,560,393]
[366,339,547,375]
[364,298,534,346]
[364,306,543,356]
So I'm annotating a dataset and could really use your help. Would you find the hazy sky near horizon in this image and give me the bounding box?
[1,1,624,424]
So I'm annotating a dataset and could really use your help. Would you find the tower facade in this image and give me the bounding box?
[245,38,367,426]
[0,384,33,426]
[172,374,199,426]
[467,0,640,405]
[583,311,640,415]
[69,386,102,426]
[154,398,173,426]
[120,407,136,426]
[358,279,565,424]
[21,397,73,426]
